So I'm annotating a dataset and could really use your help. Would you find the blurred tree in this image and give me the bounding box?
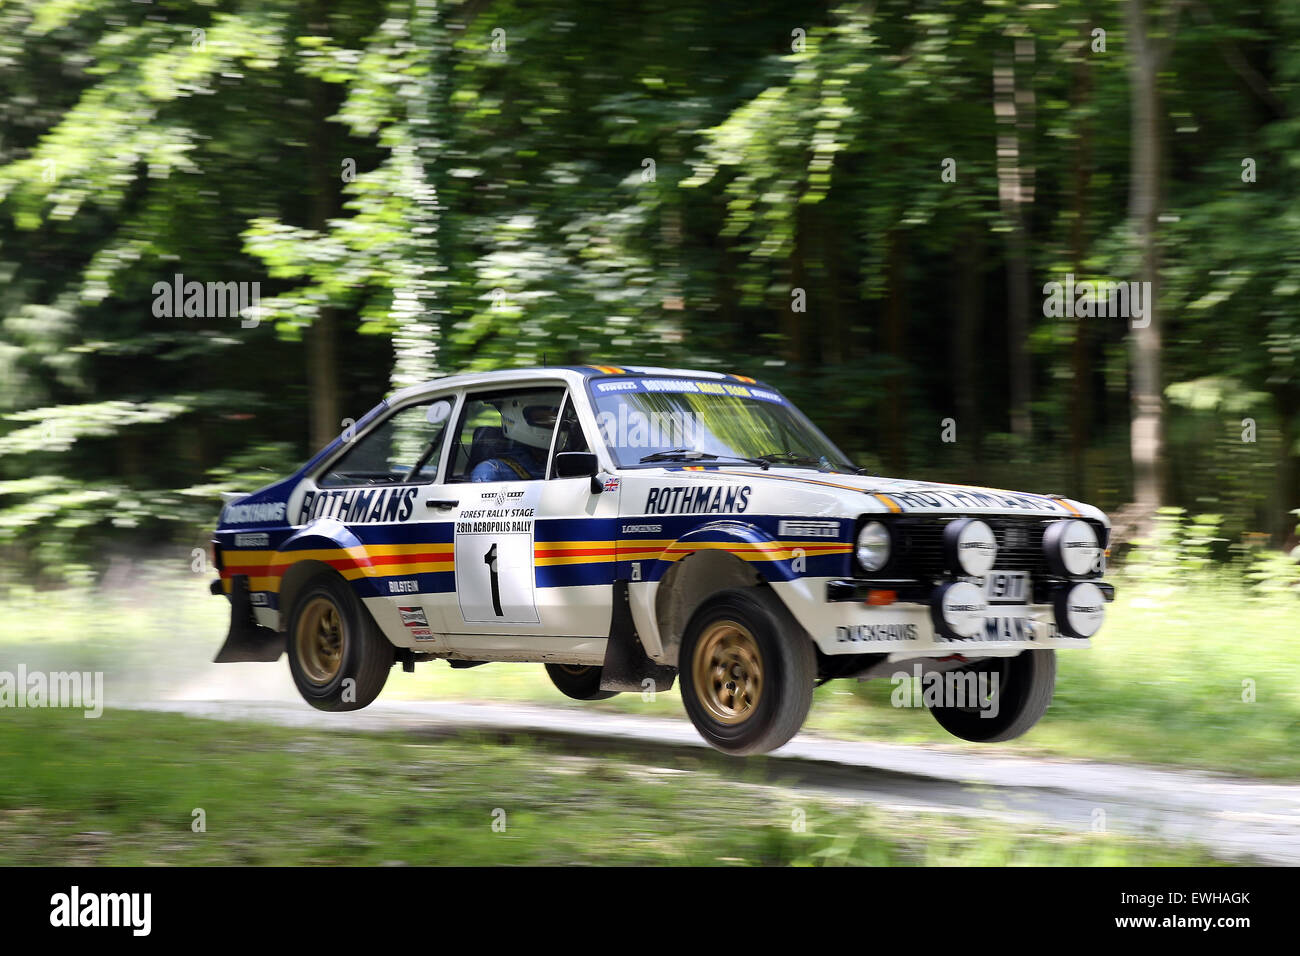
[1124,0,1184,539]
[0,0,1298,577]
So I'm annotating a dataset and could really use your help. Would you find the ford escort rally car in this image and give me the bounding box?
[211,365,1113,755]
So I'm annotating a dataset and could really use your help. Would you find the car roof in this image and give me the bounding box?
[386,365,772,405]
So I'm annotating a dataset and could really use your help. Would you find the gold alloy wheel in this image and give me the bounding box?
[691,619,763,725]
[295,596,346,685]
[556,663,592,676]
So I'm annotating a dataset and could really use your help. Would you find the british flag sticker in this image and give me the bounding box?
[603,476,621,492]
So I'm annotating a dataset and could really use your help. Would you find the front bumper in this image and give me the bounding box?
[776,576,1115,655]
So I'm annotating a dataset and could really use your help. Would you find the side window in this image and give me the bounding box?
[447,386,565,483]
[547,395,590,478]
[319,398,454,488]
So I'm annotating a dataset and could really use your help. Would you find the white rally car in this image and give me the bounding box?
[212,365,1112,755]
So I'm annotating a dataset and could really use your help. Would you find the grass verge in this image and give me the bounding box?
[1,568,1296,778]
[0,707,1220,866]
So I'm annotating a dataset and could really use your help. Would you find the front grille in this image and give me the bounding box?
[889,515,1107,581]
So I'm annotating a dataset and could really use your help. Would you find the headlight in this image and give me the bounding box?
[943,518,998,577]
[1043,519,1100,577]
[855,521,892,573]
[1054,581,1105,638]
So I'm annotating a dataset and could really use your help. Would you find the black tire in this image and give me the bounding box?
[544,663,620,701]
[925,649,1056,742]
[678,588,816,756]
[286,573,394,711]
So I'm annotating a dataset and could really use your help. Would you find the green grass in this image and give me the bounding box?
[0,707,1219,866]
[393,575,1300,779]
[2,566,1297,778]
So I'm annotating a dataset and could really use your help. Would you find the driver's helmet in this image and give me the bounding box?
[499,393,559,450]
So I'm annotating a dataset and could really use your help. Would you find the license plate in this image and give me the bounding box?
[984,571,1028,604]
[976,613,1036,642]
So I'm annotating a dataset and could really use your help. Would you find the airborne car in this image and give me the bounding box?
[212,366,1112,755]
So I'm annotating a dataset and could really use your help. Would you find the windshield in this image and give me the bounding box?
[588,376,856,471]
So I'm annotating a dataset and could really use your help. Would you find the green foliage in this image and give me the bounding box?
[1123,508,1227,584]
[1,0,1299,571]
[1245,546,1300,596]
[0,399,189,454]
[1120,507,1300,597]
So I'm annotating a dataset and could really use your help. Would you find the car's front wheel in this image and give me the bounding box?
[678,588,816,756]
[925,649,1056,742]
[544,663,620,701]
[286,573,394,711]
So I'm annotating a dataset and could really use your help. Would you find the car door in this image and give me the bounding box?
[299,391,462,648]
[439,385,619,659]
[533,391,621,640]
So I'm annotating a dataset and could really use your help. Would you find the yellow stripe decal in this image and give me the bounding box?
[872,492,903,513]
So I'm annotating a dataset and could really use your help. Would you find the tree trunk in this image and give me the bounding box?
[307,4,340,450]
[1126,0,1169,536]
[886,230,907,472]
[389,0,448,393]
[785,203,808,369]
[818,203,845,366]
[1275,386,1300,548]
[952,226,982,477]
[1069,32,1094,500]
[993,35,1036,444]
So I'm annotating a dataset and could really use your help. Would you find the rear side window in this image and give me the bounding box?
[319,399,453,487]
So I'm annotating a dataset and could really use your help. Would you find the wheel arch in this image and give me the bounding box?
[277,558,342,631]
[652,520,804,666]
[273,519,368,631]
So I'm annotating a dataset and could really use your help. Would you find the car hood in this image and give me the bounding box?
[658,466,1107,525]
[854,475,1103,523]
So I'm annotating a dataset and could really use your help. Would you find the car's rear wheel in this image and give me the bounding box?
[544,663,620,701]
[678,588,816,756]
[925,649,1056,742]
[287,574,393,711]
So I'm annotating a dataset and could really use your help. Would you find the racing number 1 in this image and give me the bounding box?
[483,542,503,617]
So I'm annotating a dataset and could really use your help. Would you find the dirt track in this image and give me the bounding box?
[134,693,1300,865]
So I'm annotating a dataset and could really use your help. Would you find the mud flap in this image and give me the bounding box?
[213,574,285,663]
[600,580,676,693]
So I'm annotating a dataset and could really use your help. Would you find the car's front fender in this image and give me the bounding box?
[637,519,838,663]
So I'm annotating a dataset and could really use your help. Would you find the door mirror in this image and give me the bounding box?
[553,451,603,492]
[426,399,452,424]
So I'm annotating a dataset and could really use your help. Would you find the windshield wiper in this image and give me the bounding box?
[639,449,770,468]
[752,452,864,473]
[753,451,831,469]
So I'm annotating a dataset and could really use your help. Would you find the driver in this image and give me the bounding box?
[470,394,558,482]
